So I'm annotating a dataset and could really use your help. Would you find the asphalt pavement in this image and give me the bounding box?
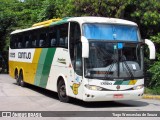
[0,74,159,120]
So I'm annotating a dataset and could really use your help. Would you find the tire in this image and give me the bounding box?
[57,79,70,103]
[15,71,20,86]
[19,71,26,87]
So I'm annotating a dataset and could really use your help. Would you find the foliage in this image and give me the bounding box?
[0,0,44,51]
[124,0,160,38]
[145,87,160,95]
[0,0,17,51]
[0,0,160,91]
[148,33,160,88]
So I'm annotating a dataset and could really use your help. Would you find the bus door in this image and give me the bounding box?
[69,22,83,99]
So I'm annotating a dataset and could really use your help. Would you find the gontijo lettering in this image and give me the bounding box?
[18,52,31,59]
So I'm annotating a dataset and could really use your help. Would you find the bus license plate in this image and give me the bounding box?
[114,94,123,98]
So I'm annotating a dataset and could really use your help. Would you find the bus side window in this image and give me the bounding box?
[10,35,15,49]
[39,40,44,47]
[24,35,30,48]
[69,22,81,60]
[14,39,17,48]
[17,35,23,48]
[39,33,47,47]
[31,35,37,48]
[59,23,68,48]
[59,38,65,46]
[25,41,29,48]
[51,38,56,46]
[65,37,68,47]
[18,42,22,48]
[69,22,82,75]
[49,27,57,47]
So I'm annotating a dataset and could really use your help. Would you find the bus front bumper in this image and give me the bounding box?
[83,88,144,102]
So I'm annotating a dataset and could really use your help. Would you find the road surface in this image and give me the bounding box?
[0,74,159,120]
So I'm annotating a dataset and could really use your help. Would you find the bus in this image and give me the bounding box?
[9,17,155,102]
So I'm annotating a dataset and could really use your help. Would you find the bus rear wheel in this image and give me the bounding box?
[57,79,70,103]
[18,71,26,87]
[15,70,20,86]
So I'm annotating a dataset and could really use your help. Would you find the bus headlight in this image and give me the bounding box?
[85,84,103,91]
[133,85,144,90]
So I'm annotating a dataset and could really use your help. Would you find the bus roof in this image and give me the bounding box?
[67,17,137,26]
[11,17,137,34]
[11,25,44,34]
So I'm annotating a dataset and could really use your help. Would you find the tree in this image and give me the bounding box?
[123,0,160,38]
[0,0,19,51]
[0,0,160,88]
[0,0,45,51]
[148,33,160,88]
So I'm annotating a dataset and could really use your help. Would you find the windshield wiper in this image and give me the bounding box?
[105,52,118,79]
[121,55,134,79]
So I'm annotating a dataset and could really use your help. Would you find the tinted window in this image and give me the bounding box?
[58,23,68,48]
[49,30,57,47]
[69,22,81,60]
[11,34,23,49]
[83,24,139,41]
[10,35,15,49]
[69,22,82,75]
[31,33,37,48]
[39,33,47,47]
[24,35,31,48]
[10,23,69,49]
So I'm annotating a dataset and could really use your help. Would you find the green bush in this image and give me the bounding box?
[145,87,160,95]
[148,33,160,88]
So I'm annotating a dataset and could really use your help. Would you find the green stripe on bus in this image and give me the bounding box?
[122,80,130,85]
[39,48,56,88]
[50,17,70,26]
[34,49,48,86]
[114,80,134,85]
[114,80,123,85]
[34,48,56,88]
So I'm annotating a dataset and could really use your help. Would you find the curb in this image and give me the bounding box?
[143,94,160,100]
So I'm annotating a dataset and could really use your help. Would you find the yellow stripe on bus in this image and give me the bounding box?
[9,49,42,85]
[129,80,137,85]
[28,48,42,84]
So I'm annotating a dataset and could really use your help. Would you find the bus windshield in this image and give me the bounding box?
[83,23,143,80]
[84,42,144,80]
[83,23,140,42]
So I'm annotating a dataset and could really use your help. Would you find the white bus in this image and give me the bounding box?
[9,17,155,102]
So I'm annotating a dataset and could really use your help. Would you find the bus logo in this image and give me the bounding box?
[116,85,120,90]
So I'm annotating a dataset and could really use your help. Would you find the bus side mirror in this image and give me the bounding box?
[145,39,156,59]
[81,36,89,58]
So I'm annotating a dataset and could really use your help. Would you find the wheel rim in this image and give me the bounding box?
[59,84,67,98]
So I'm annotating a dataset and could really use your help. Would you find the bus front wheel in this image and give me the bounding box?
[57,79,70,103]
